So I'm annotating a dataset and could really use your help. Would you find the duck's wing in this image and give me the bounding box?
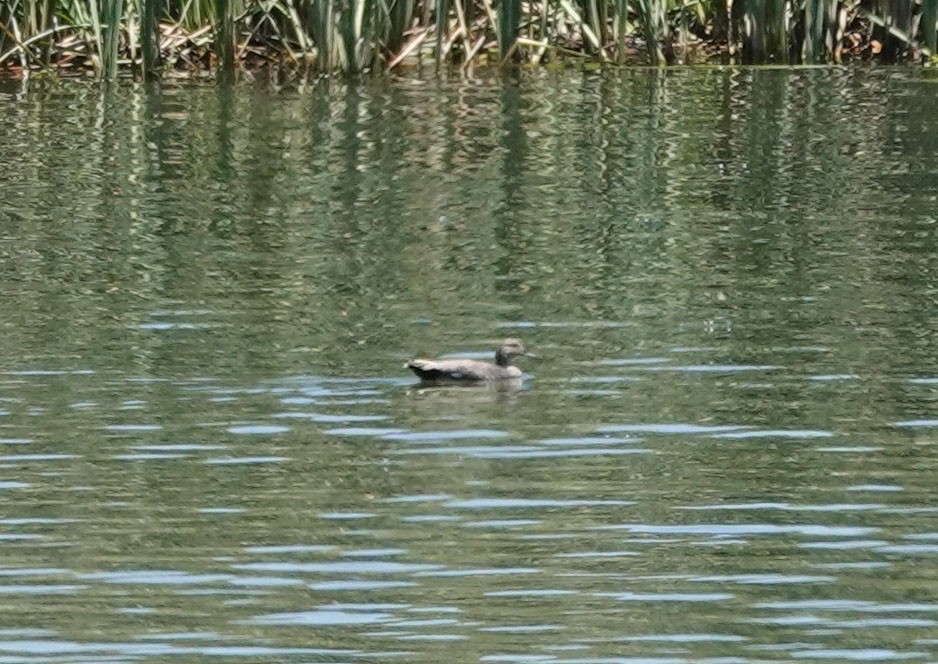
[406,359,488,381]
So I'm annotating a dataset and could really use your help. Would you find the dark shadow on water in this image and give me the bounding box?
[404,378,526,404]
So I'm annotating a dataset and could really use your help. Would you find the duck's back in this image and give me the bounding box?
[407,358,521,382]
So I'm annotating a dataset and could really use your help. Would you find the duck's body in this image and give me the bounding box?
[406,339,533,383]
[406,358,524,382]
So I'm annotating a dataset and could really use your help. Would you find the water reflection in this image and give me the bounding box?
[1,69,938,661]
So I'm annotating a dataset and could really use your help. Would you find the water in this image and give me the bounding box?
[1,68,938,662]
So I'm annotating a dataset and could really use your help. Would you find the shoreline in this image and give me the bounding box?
[2,2,934,80]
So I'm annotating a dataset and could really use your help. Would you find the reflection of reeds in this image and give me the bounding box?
[1,0,935,76]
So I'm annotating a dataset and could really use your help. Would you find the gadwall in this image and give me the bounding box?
[406,338,535,383]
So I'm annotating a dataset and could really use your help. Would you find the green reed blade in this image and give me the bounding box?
[923,0,937,55]
[356,0,373,68]
[577,0,601,53]
[615,0,629,62]
[636,0,667,63]
[498,0,520,59]
[308,0,326,66]
[102,0,124,79]
[141,0,162,76]
[279,0,311,54]
[309,0,335,70]
[766,0,786,60]
[538,0,549,41]
[462,0,474,29]
[215,0,235,75]
[435,0,448,64]
[86,0,104,73]
[592,0,604,53]
[742,0,783,62]
[742,0,788,62]
[359,0,376,68]
[803,0,825,62]
[31,0,55,63]
[336,0,355,71]
[386,0,413,54]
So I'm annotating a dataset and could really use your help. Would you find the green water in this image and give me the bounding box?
[1,68,938,662]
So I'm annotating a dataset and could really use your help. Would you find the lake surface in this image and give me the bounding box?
[2,67,938,662]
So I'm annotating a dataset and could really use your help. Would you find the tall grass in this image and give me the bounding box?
[924,0,938,55]
[614,0,629,61]
[215,0,235,75]
[498,0,520,59]
[140,0,161,75]
[1,0,935,77]
[103,0,124,78]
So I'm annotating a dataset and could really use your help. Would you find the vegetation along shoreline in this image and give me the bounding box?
[1,0,936,80]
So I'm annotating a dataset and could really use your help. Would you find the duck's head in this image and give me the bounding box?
[495,338,535,366]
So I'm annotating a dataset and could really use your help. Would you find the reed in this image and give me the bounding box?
[1,0,935,77]
[764,0,788,61]
[614,0,629,62]
[140,0,161,75]
[803,0,825,62]
[924,0,938,56]
[308,0,334,70]
[387,0,412,54]
[498,0,521,59]
[103,0,124,78]
[636,0,670,63]
[215,0,235,75]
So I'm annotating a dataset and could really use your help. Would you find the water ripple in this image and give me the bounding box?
[233,562,444,574]
[596,423,747,434]
[445,498,634,509]
[245,609,394,626]
[596,524,877,537]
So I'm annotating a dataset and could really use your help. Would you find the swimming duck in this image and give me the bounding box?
[406,338,534,383]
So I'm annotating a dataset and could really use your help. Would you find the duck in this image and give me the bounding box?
[406,338,535,383]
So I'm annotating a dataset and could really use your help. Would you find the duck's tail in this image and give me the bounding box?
[405,359,444,380]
